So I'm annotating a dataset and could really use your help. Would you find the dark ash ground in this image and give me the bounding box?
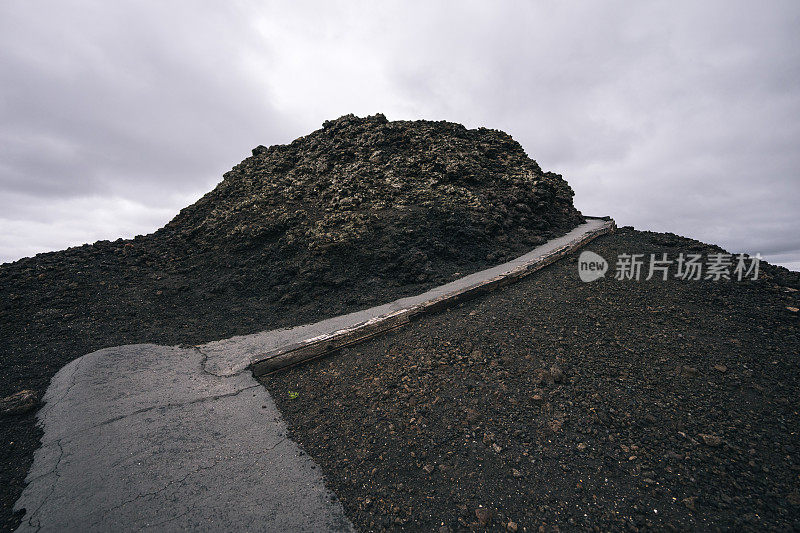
[0,115,584,530]
[261,228,800,532]
[1,115,797,531]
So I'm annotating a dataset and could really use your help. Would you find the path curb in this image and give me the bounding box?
[251,217,615,376]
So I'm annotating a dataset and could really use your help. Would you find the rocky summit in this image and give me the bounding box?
[156,113,584,297]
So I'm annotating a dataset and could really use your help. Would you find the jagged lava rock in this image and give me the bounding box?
[154,113,583,297]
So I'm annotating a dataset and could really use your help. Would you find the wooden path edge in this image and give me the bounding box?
[251,217,615,376]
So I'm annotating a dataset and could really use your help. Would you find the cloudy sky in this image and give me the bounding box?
[1,1,798,269]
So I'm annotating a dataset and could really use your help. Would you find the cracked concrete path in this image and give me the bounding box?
[13,218,611,532]
[13,343,354,532]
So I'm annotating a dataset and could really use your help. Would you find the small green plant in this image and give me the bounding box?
[288,391,299,399]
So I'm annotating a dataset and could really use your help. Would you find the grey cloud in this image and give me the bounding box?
[0,1,294,203]
[0,0,798,269]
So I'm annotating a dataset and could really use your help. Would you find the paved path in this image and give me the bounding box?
[14,218,611,532]
[206,218,612,376]
[14,344,354,532]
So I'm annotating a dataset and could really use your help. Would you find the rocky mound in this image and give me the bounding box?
[5,115,585,309]
[154,113,583,298]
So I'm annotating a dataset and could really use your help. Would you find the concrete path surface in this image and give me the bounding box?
[14,343,354,532]
[14,218,612,532]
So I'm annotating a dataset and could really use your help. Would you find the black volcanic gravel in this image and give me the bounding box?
[261,227,800,532]
[0,115,584,530]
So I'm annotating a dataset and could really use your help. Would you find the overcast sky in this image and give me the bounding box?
[1,1,798,269]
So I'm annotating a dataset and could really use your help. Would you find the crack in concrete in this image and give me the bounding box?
[40,384,261,446]
[265,436,287,451]
[130,456,265,531]
[194,344,246,378]
[85,458,224,530]
[20,439,63,487]
[82,383,261,433]
[24,438,64,532]
[36,356,85,423]
[137,501,197,531]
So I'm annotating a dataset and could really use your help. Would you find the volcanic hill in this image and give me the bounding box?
[156,113,584,297]
[1,114,585,529]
